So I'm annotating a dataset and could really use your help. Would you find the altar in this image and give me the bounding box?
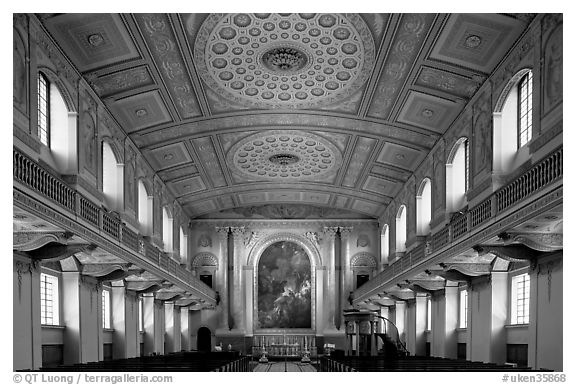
[252,334,317,359]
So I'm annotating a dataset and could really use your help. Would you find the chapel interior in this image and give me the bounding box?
[13,12,563,372]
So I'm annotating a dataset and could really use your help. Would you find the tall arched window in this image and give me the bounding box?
[416,178,432,236]
[37,71,78,174]
[446,138,469,212]
[37,73,50,147]
[102,141,123,211]
[138,180,153,235]
[179,226,188,264]
[395,205,407,254]
[162,207,173,253]
[380,224,389,266]
[493,69,533,175]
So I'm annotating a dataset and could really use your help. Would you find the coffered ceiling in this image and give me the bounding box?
[38,13,530,219]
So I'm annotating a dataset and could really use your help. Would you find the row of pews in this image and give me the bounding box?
[320,355,548,372]
[40,351,250,372]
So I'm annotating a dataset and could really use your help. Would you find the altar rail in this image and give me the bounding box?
[354,146,562,300]
[252,335,317,358]
[13,148,214,300]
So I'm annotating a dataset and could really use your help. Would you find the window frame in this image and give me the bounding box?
[459,288,468,329]
[40,272,60,326]
[426,297,432,331]
[138,296,144,333]
[510,272,530,325]
[102,288,112,330]
[517,71,533,148]
[37,72,50,148]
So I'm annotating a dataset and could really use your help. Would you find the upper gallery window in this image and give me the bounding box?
[518,71,533,148]
[37,73,50,147]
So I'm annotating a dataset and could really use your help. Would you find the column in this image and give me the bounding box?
[414,295,428,356]
[142,293,164,356]
[315,267,325,334]
[111,281,139,359]
[164,302,181,353]
[395,301,406,345]
[215,227,229,332]
[323,227,338,331]
[180,308,191,351]
[431,283,458,359]
[339,226,353,319]
[244,266,254,335]
[13,256,42,370]
[61,274,101,364]
[469,273,507,364]
[230,226,246,332]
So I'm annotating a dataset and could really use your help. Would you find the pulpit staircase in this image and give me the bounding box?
[374,315,409,358]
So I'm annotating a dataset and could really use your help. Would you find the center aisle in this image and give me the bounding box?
[253,362,317,372]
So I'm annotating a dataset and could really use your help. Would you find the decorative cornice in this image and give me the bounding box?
[13,188,216,303]
[13,231,74,251]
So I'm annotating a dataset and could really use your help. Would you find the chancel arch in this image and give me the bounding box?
[247,233,322,333]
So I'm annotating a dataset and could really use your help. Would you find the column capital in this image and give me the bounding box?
[230,226,246,239]
[215,226,229,239]
[323,226,339,239]
[339,226,353,239]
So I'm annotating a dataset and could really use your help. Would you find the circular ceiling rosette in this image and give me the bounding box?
[227,130,342,181]
[194,13,375,109]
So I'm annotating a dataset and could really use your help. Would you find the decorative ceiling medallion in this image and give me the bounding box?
[261,45,310,73]
[227,130,342,181]
[464,34,482,49]
[194,13,375,109]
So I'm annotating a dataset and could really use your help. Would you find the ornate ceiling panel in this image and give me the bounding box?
[193,13,376,110]
[109,90,172,133]
[429,14,525,74]
[375,142,424,171]
[42,14,140,73]
[35,13,532,219]
[396,91,461,133]
[147,142,193,170]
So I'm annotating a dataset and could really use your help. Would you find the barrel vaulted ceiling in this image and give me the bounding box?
[38,13,530,219]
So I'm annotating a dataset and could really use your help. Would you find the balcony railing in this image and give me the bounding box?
[355,146,563,300]
[13,148,214,300]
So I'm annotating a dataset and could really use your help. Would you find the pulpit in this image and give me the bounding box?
[344,310,378,356]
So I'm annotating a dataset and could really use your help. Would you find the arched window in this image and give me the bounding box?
[380,224,389,266]
[138,180,153,235]
[37,73,50,147]
[395,205,407,253]
[179,226,188,264]
[493,69,533,175]
[446,138,469,212]
[37,71,78,174]
[102,141,123,211]
[416,178,432,236]
[162,207,173,253]
[518,71,533,147]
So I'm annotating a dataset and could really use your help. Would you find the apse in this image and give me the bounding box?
[257,241,311,329]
